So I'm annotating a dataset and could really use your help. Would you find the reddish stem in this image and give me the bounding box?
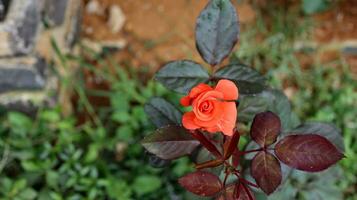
[242,179,259,188]
[223,169,230,186]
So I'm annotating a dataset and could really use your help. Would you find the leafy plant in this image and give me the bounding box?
[0,55,188,200]
[141,0,345,199]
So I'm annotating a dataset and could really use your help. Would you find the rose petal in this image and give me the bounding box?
[205,126,220,133]
[193,91,224,127]
[189,83,213,99]
[215,79,239,101]
[217,102,237,136]
[182,112,200,130]
[180,96,191,106]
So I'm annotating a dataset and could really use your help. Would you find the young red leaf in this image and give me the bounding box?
[224,131,240,159]
[216,183,255,200]
[250,111,281,147]
[141,125,200,160]
[275,134,344,172]
[179,171,222,197]
[190,130,222,158]
[251,151,282,195]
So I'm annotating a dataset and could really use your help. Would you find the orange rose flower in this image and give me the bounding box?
[180,79,239,136]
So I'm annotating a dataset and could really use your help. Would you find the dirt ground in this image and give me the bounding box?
[81,0,258,70]
[81,0,357,73]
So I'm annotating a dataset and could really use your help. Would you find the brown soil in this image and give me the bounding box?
[313,0,357,43]
[81,0,257,70]
[77,0,258,123]
[312,0,357,75]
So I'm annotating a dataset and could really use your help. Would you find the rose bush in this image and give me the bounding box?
[141,0,344,199]
[181,79,239,136]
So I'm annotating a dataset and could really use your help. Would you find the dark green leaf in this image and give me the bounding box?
[290,167,343,200]
[234,80,266,95]
[196,0,239,65]
[237,89,300,129]
[238,94,269,122]
[144,97,182,128]
[261,89,300,131]
[262,90,291,130]
[141,125,200,160]
[265,166,343,200]
[215,64,266,94]
[155,60,210,93]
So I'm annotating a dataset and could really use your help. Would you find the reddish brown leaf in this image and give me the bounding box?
[216,183,255,200]
[190,130,222,158]
[232,149,240,168]
[179,171,222,197]
[250,111,281,147]
[224,131,240,159]
[275,134,344,172]
[251,151,282,195]
[196,159,225,170]
[141,125,200,160]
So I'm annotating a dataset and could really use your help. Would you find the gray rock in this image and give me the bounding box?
[0,0,41,56]
[342,41,357,55]
[2,99,38,117]
[44,0,68,27]
[0,1,4,21]
[0,0,10,21]
[65,0,82,48]
[0,90,57,117]
[0,56,46,93]
[0,0,82,113]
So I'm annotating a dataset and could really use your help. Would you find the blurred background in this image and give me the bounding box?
[0,0,356,199]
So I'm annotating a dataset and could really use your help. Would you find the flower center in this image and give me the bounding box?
[199,101,213,113]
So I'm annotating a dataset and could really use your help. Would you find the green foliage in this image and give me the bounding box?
[0,60,191,199]
[132,175,162,196]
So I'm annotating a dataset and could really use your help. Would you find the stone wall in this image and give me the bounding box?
[0,0,82,114]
